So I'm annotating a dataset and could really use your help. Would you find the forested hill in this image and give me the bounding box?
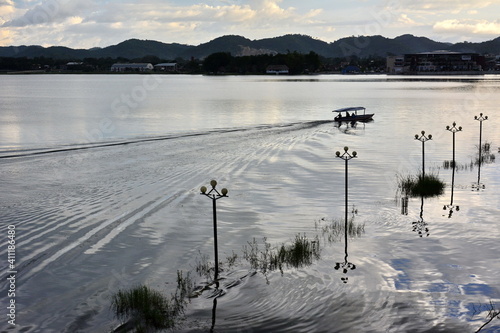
[1,34,500,60]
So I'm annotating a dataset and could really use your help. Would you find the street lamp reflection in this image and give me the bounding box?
[444,122,461,218]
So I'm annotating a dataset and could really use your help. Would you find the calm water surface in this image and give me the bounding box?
[0,74,499,332]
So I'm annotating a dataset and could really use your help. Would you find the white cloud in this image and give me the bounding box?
[400,0,496,13]
[433,19,500,35]
[2,0,96,27]
[76,0,324,44]
[0,0,14,12]
[396,14,415,25]
[0,0,15,26]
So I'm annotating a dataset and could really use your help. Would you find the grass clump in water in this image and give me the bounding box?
[111,285,173,332]
[111,271,193,332]
[316,216,365,244]
[193,250,239,281]
[397,173,445,198]
[273,234,321,270]
[242,234,321,275]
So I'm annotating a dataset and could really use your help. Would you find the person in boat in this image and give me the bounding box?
[345,112,350,117]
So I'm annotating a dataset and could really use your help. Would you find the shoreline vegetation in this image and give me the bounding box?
[0,51,378,75]
[2,50,498,76]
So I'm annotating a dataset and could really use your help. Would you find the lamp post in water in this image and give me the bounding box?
[444,122,462,217]
[474,113,488,189]
[336,146,357,230]
[446,122,462,170]
[474,113,488,164]
[414,130,432,178]
[335,147,357,282]
[200,180,228,283]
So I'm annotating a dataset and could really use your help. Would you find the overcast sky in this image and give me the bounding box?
[1,0,500,48]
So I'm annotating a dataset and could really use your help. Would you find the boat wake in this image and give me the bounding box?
[0,120,333,159]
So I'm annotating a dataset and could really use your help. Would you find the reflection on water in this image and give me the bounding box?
[412,196,430,237]
[334,119,372,135]
[262,77,500,84]
[210,297,217,333]
[334,225,357,283]
[443,190,460,218]
[473,142,495,191]
[474,113,488,191]
[443,150,460,218]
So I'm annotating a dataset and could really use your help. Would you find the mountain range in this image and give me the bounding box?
[1,34,500,60]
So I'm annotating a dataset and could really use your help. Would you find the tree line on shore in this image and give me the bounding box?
[0,51,387,74]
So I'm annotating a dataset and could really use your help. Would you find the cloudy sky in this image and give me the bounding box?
[1,0,500,48]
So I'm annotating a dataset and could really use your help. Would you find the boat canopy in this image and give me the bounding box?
[333,107,365,113]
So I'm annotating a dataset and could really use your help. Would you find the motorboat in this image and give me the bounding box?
[333,107,374,122]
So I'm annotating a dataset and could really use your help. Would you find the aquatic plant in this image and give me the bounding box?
[173,270,194,312]
[474,141,496,165]
[442,142,495,171]
[411,174,445,197]
[397,173,445,198]
[194,251,213,280]
[273,234,321,269]
[242,234,321,275]
[242,237,272,273]
[111,271,194,332]
[225,251,239,268]
[316,217,365,243]
[193,250,238,280]
[111,285,173,332]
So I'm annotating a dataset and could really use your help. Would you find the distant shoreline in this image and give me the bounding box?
[2,71,497,76]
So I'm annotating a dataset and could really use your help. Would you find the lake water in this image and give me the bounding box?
[0,74,499,332]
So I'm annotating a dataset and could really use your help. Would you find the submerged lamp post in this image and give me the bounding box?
[474,113,488,165]
[335,147,357,232]
[335,147,357,283]
[414,130,432,177]
[446,122,462,170]
[200,180,228,283]
[474,113,488,189]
